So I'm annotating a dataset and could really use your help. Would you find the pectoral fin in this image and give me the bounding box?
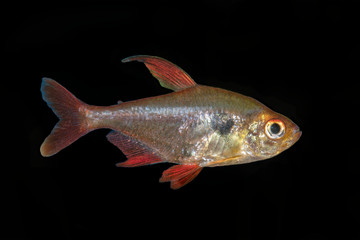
[122,55,197,91]
[159,164,202,190]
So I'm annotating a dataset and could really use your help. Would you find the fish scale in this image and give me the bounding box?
[40,55,301,189]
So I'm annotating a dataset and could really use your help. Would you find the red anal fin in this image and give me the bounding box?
[115,154,162,167]
[159,165,202,190]
[107,131,163,167]
[122,55,197,91]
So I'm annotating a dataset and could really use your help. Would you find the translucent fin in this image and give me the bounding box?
[40,78,90,157]
[107,131,163,167]
[159,164,202,190]
[122,55,197,91]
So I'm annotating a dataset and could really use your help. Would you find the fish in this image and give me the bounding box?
[40,55,302,189]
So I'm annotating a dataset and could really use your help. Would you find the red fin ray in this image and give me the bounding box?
[40,78,90,157]
[116,154,162,167]
[107,131,163,167]
[160,165,202,190]
[122,55,197,91]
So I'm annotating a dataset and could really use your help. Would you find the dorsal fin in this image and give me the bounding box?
[122,55,197,91]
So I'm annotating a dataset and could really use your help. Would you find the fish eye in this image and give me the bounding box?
[265,119,285,139]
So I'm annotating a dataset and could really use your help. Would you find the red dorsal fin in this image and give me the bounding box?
[159,165,202,190]
[107,131,163,167]
[122,55,197,91]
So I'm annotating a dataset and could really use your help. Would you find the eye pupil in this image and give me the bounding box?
[270,123,281,134]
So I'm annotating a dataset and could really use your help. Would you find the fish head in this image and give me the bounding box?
[244,110,302,160]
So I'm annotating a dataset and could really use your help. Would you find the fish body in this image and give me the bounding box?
[40,55,301,189]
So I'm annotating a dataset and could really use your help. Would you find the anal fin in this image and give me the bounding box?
[107,131,163,167]
[159,164,202,190]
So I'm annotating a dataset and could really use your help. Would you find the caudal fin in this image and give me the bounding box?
[40,78,90,157]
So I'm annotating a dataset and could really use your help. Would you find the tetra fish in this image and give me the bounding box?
[40,55,301,189]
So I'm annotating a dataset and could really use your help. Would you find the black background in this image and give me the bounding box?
[3,1,359,240]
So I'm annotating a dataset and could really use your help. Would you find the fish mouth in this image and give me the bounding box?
[294,130,302,142]
[291,125,302,145]
[282,128,302,150]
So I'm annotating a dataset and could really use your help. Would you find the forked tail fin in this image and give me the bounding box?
[40,78,90,157]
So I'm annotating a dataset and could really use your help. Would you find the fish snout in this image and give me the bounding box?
[291,125,302,144]
[294,124,301,137]
[281,124,301,150]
